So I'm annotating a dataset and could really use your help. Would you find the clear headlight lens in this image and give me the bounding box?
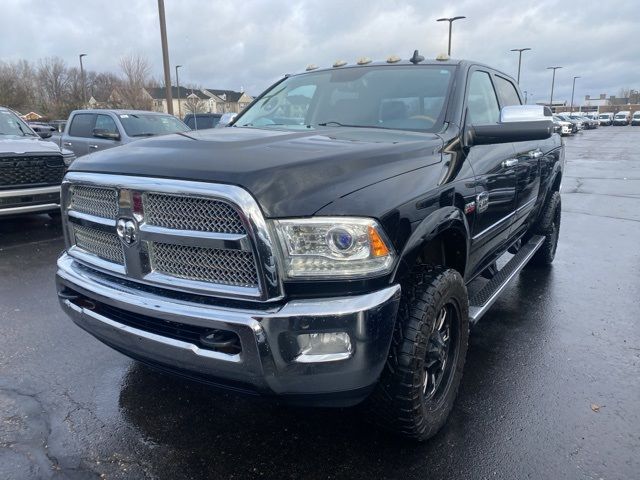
[272,217,395,279]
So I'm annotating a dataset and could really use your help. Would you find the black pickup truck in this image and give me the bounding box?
[56,54,563,440]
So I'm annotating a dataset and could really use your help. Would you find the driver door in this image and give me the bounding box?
[464,70,518,273]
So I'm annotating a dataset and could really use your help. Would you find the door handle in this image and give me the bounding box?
[89,144,98,149]
[528,149,543,158]
[502,159,518,168]
[63,142,72,146]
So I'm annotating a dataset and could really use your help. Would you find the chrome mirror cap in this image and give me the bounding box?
[500,105,552,123]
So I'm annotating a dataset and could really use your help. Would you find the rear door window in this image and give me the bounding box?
[68,114,96,137]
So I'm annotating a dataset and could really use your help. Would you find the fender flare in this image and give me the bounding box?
[391,206,471,284]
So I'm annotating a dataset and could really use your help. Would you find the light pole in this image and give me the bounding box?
[175,65,182,119]
[79,53,87,105]
[510,48,531,84]
[570,76,580,113]
[436,16,466,56]
[157,0,173,115]
[547,66,562,110]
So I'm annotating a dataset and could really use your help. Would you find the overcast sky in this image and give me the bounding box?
[3,0,639,104]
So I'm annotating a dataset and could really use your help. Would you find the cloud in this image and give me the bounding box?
[2,0,639,102]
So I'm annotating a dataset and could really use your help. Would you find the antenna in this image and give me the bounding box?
[409,50,425,64]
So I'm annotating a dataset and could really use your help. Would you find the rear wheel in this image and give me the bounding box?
[366,266,469,441]
[529,191,561,266]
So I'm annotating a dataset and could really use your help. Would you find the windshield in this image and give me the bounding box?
[235,65,455,132]
[599,114,609,119]
[0,110,37,137]
[615,114,626,118]
[185,115,220,130]
[118,113,190,136]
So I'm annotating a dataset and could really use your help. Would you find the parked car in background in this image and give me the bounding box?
[553,116,573,136]
[183,113,222,130]
[28,122,56,138]
[631,112,640,126]
[613,111,631,126]
[48,120,67,133]
[215,112,237,128]
[571,114,598,129]
[598,113,613,126]
[556,114,579,132]
[0,106,75,217]
[59,109,190,158]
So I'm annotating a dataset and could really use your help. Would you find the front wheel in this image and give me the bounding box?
[366,266,469,441]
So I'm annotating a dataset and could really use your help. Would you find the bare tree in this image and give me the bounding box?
[0,60,37,112]
[118,54,153,110]
[37,57,72,117]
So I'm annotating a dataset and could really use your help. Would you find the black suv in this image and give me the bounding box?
[1,107,74,217]
[55,55,563,440]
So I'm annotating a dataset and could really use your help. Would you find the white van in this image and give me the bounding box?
[613,111,631,126]
[598,113,614,126]
[631,111,640,126]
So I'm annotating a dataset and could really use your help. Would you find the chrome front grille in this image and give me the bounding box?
[70,185,118,219]
[62,173,281,301]
[144,193,246,234]
[73,224,124,265]
[150,243,258,287]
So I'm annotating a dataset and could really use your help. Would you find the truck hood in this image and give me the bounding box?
[0,136,62,155]
[69,126,443,217]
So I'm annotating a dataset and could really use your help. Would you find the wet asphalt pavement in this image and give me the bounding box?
[1,127,639,480]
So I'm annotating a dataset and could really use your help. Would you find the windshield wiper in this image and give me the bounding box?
[317,121,387,130]
[131,132,155,137]
[16,123,35,137]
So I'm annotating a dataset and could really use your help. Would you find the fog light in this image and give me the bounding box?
[295,332,352,363]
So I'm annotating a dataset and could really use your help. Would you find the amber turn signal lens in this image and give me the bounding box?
[368,226,390,257]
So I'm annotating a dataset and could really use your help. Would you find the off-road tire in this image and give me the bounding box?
[366,266,469,441]
[529,191,561,266]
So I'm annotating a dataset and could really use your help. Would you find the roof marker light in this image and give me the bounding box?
[436,53,450,61]
[306,64,319,71]
[386,55,401,63]
[333,60,347,67]
[356,57,372,65]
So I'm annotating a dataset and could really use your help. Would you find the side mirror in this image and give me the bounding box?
[37,130,52,139]
[468,105,553,146]
[93,128,120,141]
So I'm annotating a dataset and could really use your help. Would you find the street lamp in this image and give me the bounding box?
[547,66,563,110]
[510,48,531,84]
[436,16,466,56]
[175,65,182,119]
[570,76,581,114]
[157,0,173,115]
[78,53,87,105]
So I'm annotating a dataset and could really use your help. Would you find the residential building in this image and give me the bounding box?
[144,87,253,118]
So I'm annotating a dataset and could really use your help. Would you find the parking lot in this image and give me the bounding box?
[1,127,639,479]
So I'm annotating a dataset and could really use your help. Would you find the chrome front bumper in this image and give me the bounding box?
[0,185,61,216]
[56,253,401,406]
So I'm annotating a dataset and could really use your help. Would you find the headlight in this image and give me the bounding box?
[272,217,395,279]
[62,151,76,166]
